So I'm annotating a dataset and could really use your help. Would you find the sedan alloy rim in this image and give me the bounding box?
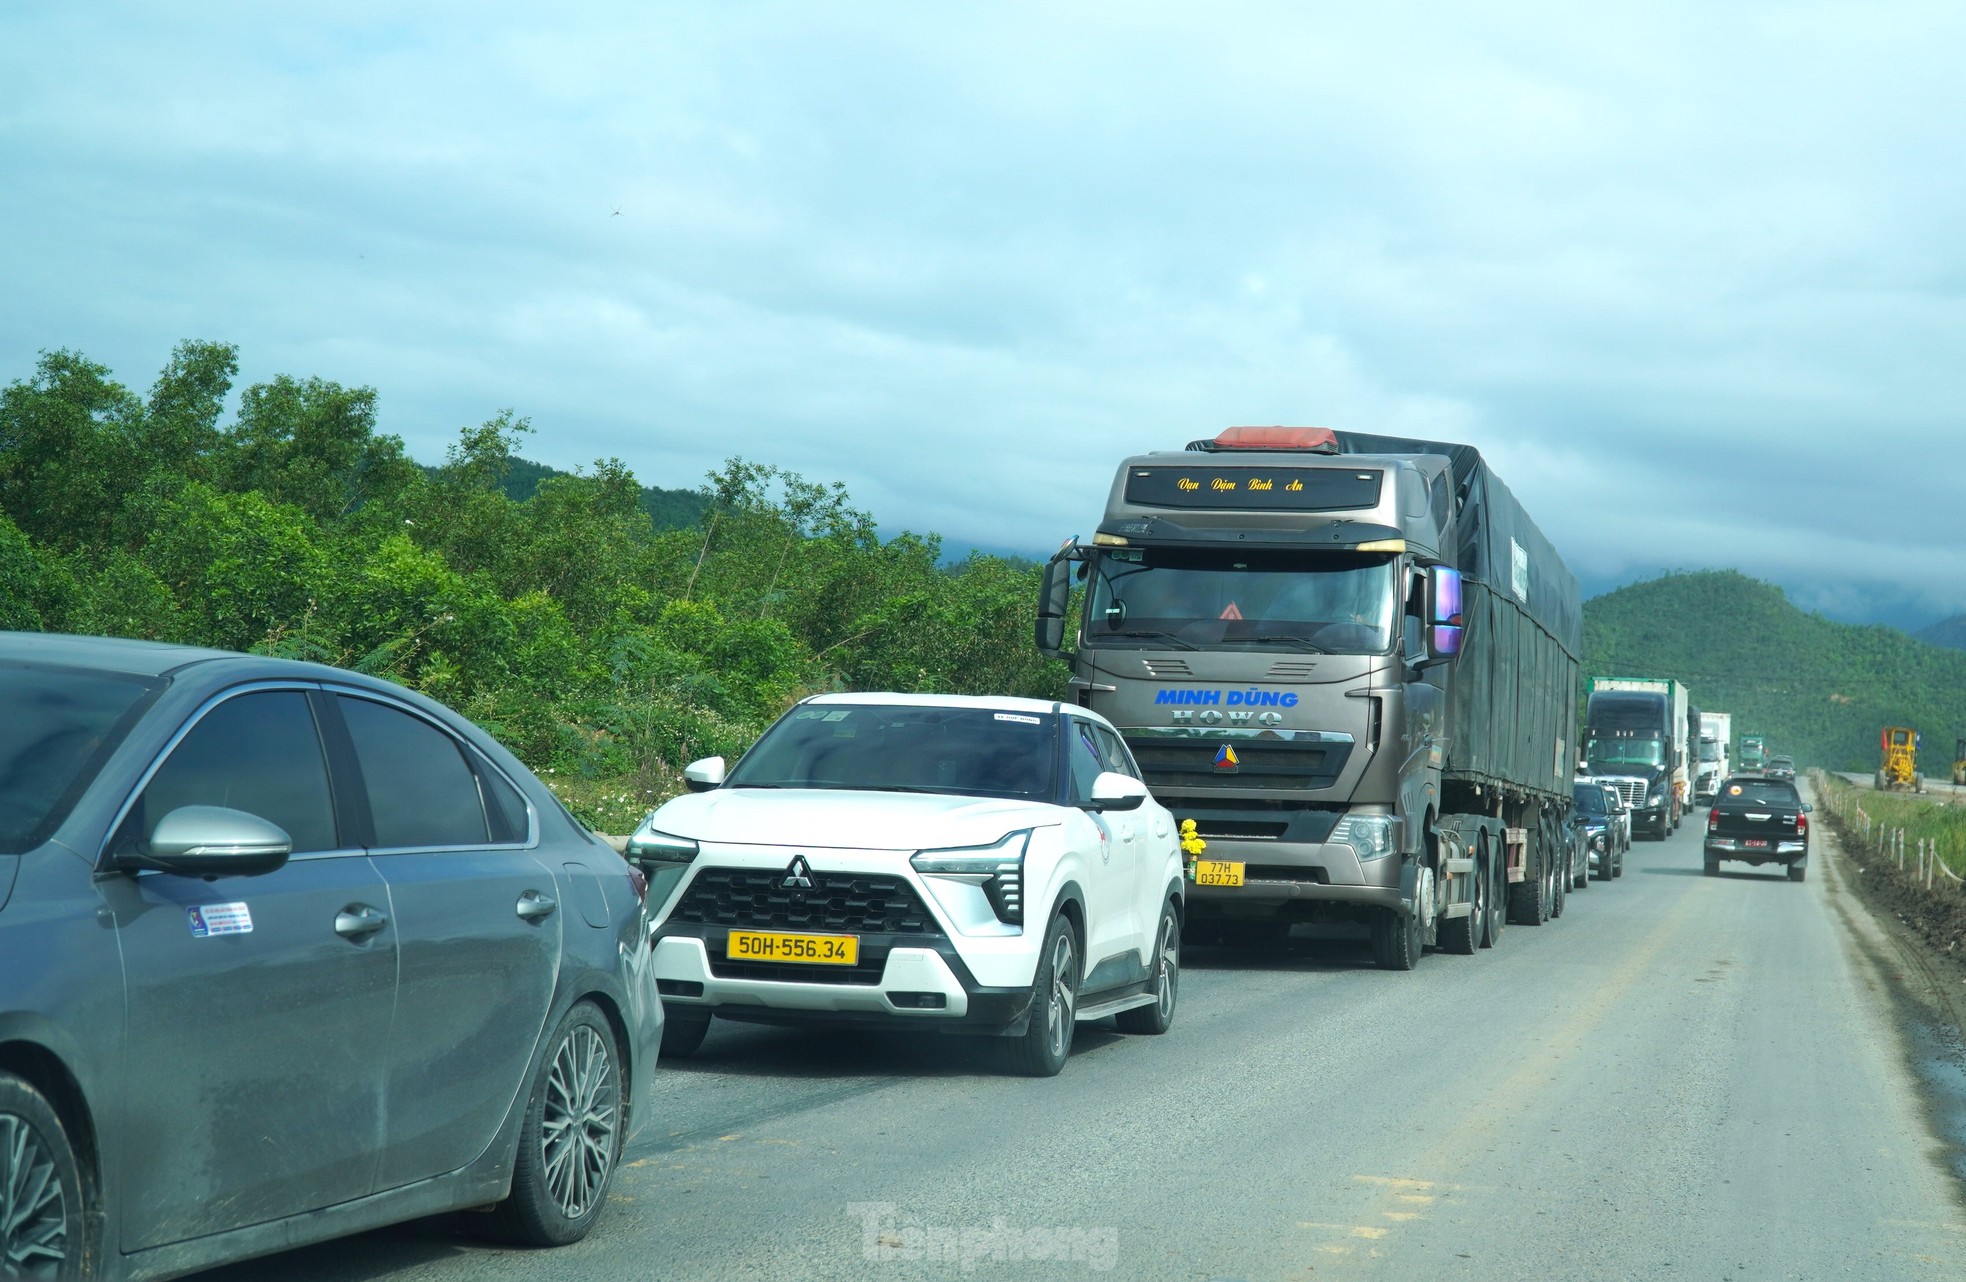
[1,1114,68,1280]
[540,1026,618,1219]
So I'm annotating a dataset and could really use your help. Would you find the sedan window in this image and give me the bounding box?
[119,690,338,854]
[338,696,491,848]
[727,705,1058,801]
[0,662,159,853]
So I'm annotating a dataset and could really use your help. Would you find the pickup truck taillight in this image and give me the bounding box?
[1796,813,1808,837]
[1707,807,1720,831]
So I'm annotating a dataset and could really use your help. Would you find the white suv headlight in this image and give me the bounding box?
[912,830,1030,926]
[1331,814,1398,861]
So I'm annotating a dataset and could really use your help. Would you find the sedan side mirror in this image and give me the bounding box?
[1088,771,1148,812]
[682,757,727,792]
[130,805,292,878]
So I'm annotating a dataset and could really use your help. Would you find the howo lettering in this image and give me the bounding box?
[1036,425,1583,969]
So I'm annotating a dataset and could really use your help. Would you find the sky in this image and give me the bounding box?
[4,2,1964,627]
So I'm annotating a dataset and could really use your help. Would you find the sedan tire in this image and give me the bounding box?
[0,1073,88,1282]
[486,1002,623,1246]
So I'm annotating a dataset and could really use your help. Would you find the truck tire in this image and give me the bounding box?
[1482,840,1506,948]
[1438,855,1483,957]
[1787,861,1807,883]
[1507,841,1550,926]
[1550,852,1568,919]
[1703,854,1719,876]
[1370,905,1422,971]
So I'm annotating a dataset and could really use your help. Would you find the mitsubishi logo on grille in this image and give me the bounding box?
[781,856,815,891]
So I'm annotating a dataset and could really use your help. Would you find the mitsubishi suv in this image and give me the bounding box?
[631,693,1185,1076]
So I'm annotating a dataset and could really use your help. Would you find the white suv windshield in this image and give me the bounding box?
[726,705,1059,801]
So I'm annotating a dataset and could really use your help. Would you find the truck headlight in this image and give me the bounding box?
[1331,814,1398,861]
[913,830,1029,925]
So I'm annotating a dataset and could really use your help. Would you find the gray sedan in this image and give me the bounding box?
[0,632,662,1281]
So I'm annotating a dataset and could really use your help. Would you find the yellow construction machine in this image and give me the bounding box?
[1877,726,1922,792]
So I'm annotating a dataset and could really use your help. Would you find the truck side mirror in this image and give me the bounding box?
[1414,565,1464,668]
[1036,542,1079,659]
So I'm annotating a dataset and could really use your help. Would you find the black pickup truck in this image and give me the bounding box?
[1704,775,1811,880]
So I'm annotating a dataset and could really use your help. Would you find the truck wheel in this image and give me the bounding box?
[1006,913,1079,1077]
[1551,853,1567,919]
[1482,841,1506,948]
[0,1072,88,1282]
[1370,904,1422,971]
[1507,841,1549,926]
[1703,854,1719,876]
[1116,901,1180,1033]
[1787,862,1807,883]
[1438,855,1483,957]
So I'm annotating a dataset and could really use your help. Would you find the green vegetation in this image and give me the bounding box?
[1814,773,1966,879]
[0,343,1066,831]
[1581,570,1966,773]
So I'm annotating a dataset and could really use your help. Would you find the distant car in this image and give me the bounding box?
[1767,755,1797,779]
[0,632,661,1282]
[1704,774,1811,880]
[1571,780,1627,883]
[634,693,1184,1077]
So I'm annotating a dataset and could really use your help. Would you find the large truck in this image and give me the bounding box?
[1696,711,1732,801]
[1739,734,1767,771]
[1035,425,1581,971]
[1583,677,1690,838]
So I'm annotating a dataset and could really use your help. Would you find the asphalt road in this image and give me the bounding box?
[203,801,1966,1282]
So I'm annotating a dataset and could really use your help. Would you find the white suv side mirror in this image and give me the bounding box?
[1089,771,1148,812]
[683,757,727,792]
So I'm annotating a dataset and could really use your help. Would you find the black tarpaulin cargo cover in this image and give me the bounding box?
[1332,430,1581,800]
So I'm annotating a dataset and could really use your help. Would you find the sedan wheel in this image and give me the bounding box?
[486,1002,623,1245]
[1118,902,1181,1032]
[1,1074,85,1282]
[1008,915,1079,1076]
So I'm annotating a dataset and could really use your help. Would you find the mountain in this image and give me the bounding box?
[1581,570,1966,773]
[424,456,710,531]
[1913,614,1966,652]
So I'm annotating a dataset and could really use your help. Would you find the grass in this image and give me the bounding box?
[1814,772,1966,879]
[538,769,685,836]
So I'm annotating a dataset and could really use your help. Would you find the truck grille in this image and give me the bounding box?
[1600,779,1646,808]
[1132,739,1353,792]
[673,867,939,935]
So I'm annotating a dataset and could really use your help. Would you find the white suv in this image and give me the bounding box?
[631,693,1183,1076]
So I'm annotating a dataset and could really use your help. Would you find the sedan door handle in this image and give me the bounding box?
[516,890,558,922]
[334,905,389,938]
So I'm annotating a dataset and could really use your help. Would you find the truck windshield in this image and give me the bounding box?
[1698,742,1720,762]
[1586,737,1665,769]
[1083,549,1397,654]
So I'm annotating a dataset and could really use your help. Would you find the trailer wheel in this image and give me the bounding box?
[1507,837,1549,926]
[1550,850,1568,919]
[1482,838,1506,948]
[1438,853,1483,957]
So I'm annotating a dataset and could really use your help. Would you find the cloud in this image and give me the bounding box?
[4,1,1965,625]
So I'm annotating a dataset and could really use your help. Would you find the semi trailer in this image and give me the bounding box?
[1584,677,1690,838]
[1036,426,1581,971]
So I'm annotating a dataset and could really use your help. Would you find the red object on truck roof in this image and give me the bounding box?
[1211,426,1339,452]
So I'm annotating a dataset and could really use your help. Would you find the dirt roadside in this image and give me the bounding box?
[1813,779,1966,1189]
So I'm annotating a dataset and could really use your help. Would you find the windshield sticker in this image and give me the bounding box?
[188,903,253,938]
[1218,603,1244,620]
[1728,784,1743,796]
[994,713,1041,725]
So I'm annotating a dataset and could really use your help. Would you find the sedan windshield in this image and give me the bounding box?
[0,663,162,853]
[1083,548,1397,654]
[726,704,1059,801]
